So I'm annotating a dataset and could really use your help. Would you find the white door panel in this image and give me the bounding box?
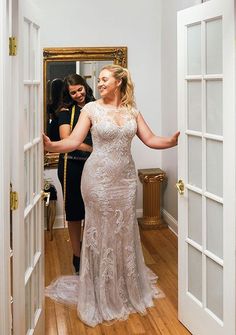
[178,1,235,334]
[11,0,44,334]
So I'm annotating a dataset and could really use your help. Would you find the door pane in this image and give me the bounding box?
[32,88,36,139]
[206,18,222,74]
[206,198,223,259]
[35,144,40,194]
[188,190,202,245]
[206,140,223,197]
[33,206,38,255]
[188,245,202,302]
[33,146,38,197]
[37,202,42,253]
[32,25,39,80]
[33,263,40,316]
[206,80,222,135]
[188,136,202,188]
[25,278,32,332]
[187,23,201,75]
[33,86,39,138]
[24,86,30,145]
[206,258,223,321]
[24,151,30,207]
[187,81,202,131]
[25,215,30,271]
[23,20,30,80]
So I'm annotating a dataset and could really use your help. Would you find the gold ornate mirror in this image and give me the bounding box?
[43,46,127,167]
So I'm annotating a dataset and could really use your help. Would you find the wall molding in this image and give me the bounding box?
[162,208,178,236]
[53,215,67,229]
[136,209,143,219]
[44,214,67,230]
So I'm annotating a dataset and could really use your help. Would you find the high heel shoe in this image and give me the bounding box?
[72,255,80,274]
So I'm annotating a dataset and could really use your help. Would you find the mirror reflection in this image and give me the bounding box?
[43,47,127,167]
[46,60,112,141]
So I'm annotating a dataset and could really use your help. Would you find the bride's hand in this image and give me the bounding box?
[43,133,53,152]
[170,131,180,147]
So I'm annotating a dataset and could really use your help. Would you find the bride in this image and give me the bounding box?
[44,64,180,327]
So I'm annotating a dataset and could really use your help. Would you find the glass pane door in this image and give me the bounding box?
[23,17,43,335]
[186,15,223,323]
[178,1,236,334]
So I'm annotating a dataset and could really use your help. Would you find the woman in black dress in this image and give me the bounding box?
[57,74,95,273]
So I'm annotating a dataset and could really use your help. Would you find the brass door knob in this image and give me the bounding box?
[41,191,50,206]
[176,179,185,195]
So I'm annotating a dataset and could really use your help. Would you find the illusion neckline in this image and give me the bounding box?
[95,101,123,112]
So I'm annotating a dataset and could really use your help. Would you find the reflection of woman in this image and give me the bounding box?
[47,78,64,141]
[57,74,95,273]
[44,65,180,327]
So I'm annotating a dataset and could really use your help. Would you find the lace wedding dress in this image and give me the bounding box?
[45,101,163,327]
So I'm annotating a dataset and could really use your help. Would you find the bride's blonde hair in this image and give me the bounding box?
[101,64,136,109]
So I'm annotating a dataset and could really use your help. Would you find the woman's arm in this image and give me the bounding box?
[43,111,91,153]
[136,113,180,149]
[59,124,92,152]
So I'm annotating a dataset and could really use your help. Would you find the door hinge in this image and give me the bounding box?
[9,37,17,56]
[10,191,19,210]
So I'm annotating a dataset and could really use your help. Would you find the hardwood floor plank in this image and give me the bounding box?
[126,312,148,334]
[156,299,189,335]
[45,299,58,335]
[54,304,72,335]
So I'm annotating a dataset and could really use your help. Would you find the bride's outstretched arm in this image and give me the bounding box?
[136,113,180,149]
[43,111,91,153]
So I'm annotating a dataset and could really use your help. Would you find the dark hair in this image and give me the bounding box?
[59,74,95,110]
[47,78,64,119]
[46,78,64,141]
[50,78,64,105]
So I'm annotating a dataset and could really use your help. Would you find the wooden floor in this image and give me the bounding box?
[45,227,191,335]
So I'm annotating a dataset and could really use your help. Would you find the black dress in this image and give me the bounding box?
[57,105,92,221]
[47,103,60,141]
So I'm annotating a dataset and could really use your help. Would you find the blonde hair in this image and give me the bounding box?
[101,64,136,109]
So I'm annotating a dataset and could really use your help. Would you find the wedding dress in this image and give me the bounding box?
[45,101,163,327]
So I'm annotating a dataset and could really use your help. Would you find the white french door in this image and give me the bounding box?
[177,0,235,334]
[10,0,44,334]
[0,0,12,334]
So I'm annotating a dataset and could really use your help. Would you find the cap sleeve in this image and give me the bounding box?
[81,101,95,122]
[131,107,140,119]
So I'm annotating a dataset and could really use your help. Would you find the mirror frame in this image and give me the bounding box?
[43,46,127,168]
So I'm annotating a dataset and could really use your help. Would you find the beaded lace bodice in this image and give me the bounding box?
[82,101,139,184]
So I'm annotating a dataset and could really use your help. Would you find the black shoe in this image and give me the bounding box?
[72,255,80,274]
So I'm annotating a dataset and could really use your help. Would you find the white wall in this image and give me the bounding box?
[161,0,204,230]
[34,0,162,224]
[36,0,208,228]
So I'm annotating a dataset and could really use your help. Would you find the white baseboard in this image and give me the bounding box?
[44,214,67,230]
[162,208,178,236]
[54,215,67,228]
[137,207,178,236]
[136,208,143,218]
